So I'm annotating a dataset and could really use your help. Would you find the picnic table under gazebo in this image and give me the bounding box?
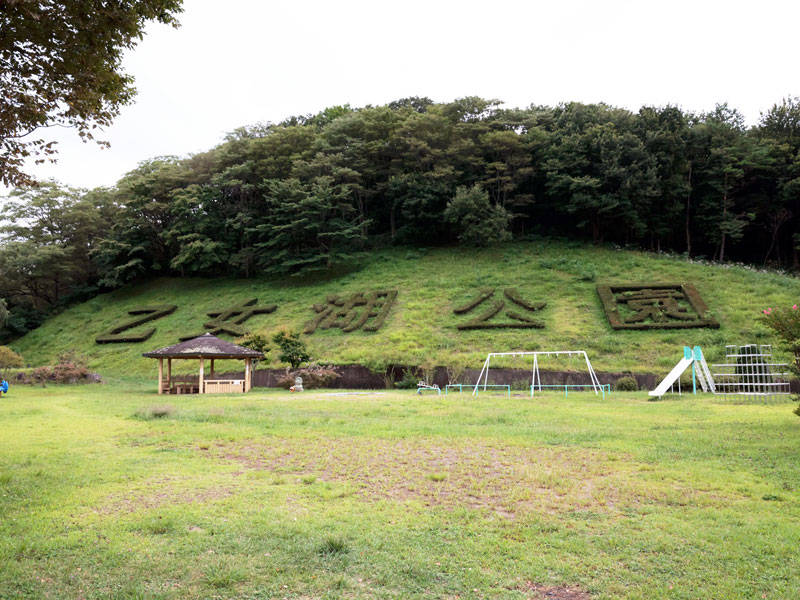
[142,333,263,394]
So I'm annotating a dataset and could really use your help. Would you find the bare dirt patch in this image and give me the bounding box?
[205,438,641,516]
[524,582,592,599]
[202,437,734,517]
[94,478,235,514]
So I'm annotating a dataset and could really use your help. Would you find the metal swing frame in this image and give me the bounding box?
[472,350,602,397]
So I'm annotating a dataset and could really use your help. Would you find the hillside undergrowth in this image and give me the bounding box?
[10,241,800,377]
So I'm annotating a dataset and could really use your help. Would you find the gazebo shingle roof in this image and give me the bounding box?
[142,333,263,359]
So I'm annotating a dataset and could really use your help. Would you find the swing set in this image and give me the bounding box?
[471,350,607,397]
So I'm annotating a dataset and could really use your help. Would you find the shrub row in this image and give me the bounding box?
[597,283,720,330]
[12,351,99,384]
[304,291,398,334]
[503,288,547,312]
[96,305,177,343]
[453,289,495,314]
[457,299,505,330]
[456,288,546,330]
[180,299,277,340]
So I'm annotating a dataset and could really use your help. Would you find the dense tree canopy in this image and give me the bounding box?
[2,95,800,341]
[0,0,183,187]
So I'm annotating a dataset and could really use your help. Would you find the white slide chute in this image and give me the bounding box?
[649,346,714,398]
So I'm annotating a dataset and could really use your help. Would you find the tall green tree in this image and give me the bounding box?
[0,182,111,306]
[635,106,690,251]
[92,158,188,286]
[0,0,183,186]
[544,104,657,244]
[250,178,366,275]
[759,97,800,265]
[693,105,778,261]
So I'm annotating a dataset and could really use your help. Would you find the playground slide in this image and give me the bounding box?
[649,357,693,397]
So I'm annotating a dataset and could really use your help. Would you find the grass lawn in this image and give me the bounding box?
[1,382,798,599]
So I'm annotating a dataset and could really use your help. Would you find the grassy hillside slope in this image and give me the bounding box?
[10,241,800,377]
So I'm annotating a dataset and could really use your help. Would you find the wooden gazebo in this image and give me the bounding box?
[142,333,263,394]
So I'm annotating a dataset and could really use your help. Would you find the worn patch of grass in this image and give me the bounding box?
[0,383,798,599]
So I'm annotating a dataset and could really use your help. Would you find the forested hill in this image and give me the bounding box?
[1,96,800,343]
[9,242,800,377]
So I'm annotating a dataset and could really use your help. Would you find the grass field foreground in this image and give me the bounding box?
[1,382,798,599]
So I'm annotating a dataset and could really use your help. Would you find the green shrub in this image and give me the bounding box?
[443,185,511,247]
[237,333,270,368]
[444,356,470,385]
[511,379,530,391]
[394,370,419,389]
[760,305,800,373]
[0,346,23,369]
[363,358,395,389]
[614,376,639,392]
[272,330,311,368]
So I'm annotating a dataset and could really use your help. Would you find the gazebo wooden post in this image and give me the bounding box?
[210,359,215,380]
[167,358,172,392]
[245,358,251,392]
[158,358,163,395]
[199,358,205,394]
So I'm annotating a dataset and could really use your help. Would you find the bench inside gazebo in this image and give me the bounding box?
[142,333,264,394]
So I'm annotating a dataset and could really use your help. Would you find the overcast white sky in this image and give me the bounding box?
[13,0,800,191]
